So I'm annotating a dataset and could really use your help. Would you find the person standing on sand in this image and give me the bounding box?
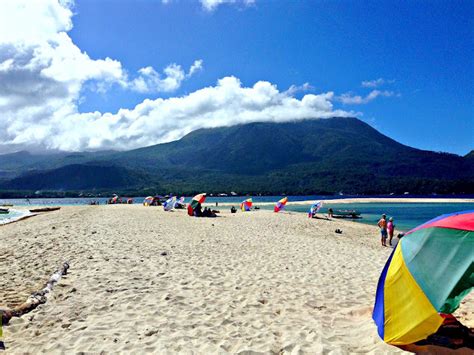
[377,214,388,246]
[387,217,395,246]
[328,208,333,218]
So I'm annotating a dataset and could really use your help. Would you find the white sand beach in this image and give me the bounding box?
[1,205,471,353]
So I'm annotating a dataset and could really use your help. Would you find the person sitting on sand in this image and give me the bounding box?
[194,204,203,217]
[230,206,237,213]
[377,214,388,247]
[201,207,216,218]
[387,217,395,246]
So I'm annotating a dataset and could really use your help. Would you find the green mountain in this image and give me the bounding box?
[1,117,473,195]
[0,150,115,180]
[465,150,474,161]
[1,164,149,191]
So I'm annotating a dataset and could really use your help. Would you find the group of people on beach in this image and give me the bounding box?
[377,214,396,247]
[194,204,217,217]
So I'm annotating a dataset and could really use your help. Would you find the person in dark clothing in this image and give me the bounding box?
[195,204,203,217]
[328,208,334,218]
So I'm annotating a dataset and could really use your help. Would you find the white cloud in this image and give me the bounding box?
[188,59,204,77]
[284,82,312,95]
[0,0,73,43]
[0,0,199,100]
[1,76,352,152]
[337,90,396,105]
[200,0,255,12]
[129,60,203,94]
[361,78,394,88]
[0,0,351,154]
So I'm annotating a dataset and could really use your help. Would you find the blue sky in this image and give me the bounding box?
[0,0,472,154]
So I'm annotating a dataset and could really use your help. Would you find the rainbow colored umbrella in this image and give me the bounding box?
[274,197,288,213]
[240,198,253,212]
[373,210,474,345]
[308,201,323,218]
[187,193,206,216]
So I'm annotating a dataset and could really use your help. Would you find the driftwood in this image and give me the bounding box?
[29,207,61,213]
[1,262,69,325]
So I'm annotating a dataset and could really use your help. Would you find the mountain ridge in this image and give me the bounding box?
[0,117,472,195]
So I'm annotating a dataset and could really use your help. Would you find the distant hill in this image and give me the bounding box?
[0,117,473,195]
[0,150,116,180]
[1,164,149,191]
[465,150,474,161]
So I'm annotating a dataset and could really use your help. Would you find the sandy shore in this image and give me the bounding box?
[0,206,471,353]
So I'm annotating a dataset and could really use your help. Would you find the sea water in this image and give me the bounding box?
[0,209,33,225]
[281,202,474,232]
[1,197,473,232]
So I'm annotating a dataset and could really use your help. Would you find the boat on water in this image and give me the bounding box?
[332,210,362,219]
[29,207,61,213]
[0,208,9,214]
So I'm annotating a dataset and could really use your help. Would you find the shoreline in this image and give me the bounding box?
[0,209,35,226]
[205,197,474,207]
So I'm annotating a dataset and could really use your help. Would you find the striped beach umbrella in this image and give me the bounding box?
[187,193,206,216]
[274,197,288,213]
[240,198,253,212]
[373,210,474,345]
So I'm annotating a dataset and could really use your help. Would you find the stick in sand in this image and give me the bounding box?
[1,262,69,325]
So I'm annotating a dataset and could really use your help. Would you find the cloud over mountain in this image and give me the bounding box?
[0,0,350,153]
[1,74,352,152]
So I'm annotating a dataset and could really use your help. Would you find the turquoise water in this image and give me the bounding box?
[0,209,31,224]
[1,197,472,231]
[279,202,474,232]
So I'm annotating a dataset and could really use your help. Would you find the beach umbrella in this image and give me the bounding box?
[308,200,323,218]
[143,196,154,206]
[373,210,474,345]
[240,198,253,212]
[163,196,177,211]
[274,197,288,213]
[188,193,206,216]
[175,196,185,209]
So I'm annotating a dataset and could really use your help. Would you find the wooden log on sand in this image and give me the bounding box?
[1,262,69,325]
